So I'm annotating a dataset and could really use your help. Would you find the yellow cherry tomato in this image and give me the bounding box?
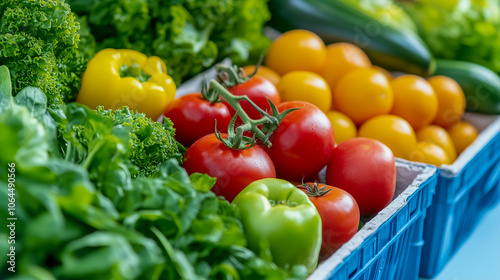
[321,42,372,90]
[242,65,281,86]
[390,75,438,130]
[326,111,357,144]
[333,68,393,125]
[277,71,332,112]
[416,125,457,162]
[358,115,417,159]
[373,65,392,81]
[428,75,466,128]
[266,29,327,75]
[446,121,478,155]
[408,142,452,166]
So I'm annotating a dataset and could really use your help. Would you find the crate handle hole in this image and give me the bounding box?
[409,206,418,219]
[349,267,358,279]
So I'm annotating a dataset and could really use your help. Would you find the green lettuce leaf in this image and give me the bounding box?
[401,0,500,73]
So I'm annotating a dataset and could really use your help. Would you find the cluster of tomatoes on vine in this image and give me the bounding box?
[163,63,397,259]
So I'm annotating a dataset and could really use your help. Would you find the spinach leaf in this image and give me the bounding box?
[57,232,142,279]
[0,65,13,111]
[14,86,48,120]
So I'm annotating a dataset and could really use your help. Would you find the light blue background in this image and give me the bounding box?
[423,200,500,280]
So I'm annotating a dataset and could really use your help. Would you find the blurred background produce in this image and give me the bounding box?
[400,0,500,74]
[65,0,271,85]
[267,0,435,76]
[267,0,500,115]
[342,0,417,32]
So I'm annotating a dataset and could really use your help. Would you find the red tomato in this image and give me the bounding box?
[263,101,335,182]
[326,138,396,215]
[163,93,231,147]
[226,75,281,121]
[300,182,360,260]
[182,133,276,202]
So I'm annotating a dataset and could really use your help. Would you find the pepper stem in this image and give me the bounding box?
[128,63,142,77]
[269,199,298,207]
[120,63,151,83]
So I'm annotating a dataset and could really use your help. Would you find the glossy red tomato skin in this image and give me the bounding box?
[302,184,360,259]
[226,76,281,120]
[182,133,276,202]
[326,138,396,215]
[263,101,335,182]
[163,93,231,147]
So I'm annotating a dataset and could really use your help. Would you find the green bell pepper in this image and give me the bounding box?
[232,178,322,274]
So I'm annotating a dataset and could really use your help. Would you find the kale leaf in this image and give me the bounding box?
[0,0,89,106]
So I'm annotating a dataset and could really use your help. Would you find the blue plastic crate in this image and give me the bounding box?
[419,115,500,278]
[310,160,438,280]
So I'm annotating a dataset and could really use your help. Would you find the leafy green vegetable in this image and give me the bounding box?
[0,0,89,106]
[14,87,48,120]
[0,102,163,278]
[0,65,13,110]
[65,0,271,84]
[400,0,500,74]
[0,68,306,279]
[97,107,184,177]
[50,104,183,178]
[74,15,97,63]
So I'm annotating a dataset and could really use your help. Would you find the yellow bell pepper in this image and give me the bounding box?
[76,49,176,120]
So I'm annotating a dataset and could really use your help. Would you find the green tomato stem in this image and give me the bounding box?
[209,80,277,148]
[215,64,250,88]
[207,64,298,150]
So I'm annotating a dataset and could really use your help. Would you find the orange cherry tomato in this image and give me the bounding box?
[266,29,327,75]
[326,111,357,144]
[321,42,372,90]
[278,71,332,112]
[390,75,438,130]
[408,142,452,166]
[446,121,478,155]
[416,125,457,162]
[358,115,417,159]
[333,68,393,125]
[428,75,466,128]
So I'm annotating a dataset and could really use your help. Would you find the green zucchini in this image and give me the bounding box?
[434,59,500,114]
[267,0,435,77]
